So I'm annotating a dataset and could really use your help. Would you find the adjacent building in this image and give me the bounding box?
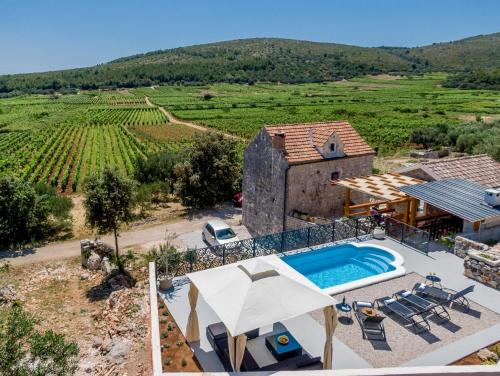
[242,121,375,235]
[397,154,500,188]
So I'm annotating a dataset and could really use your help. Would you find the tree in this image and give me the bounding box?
[83,167,136,272]
[0,303,79,376]
[0,176,49,250]
[174,132,241,208]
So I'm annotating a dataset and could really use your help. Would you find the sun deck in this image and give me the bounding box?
[158,237,500,372]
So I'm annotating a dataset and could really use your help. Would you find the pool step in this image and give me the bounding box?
[355,255,390,273]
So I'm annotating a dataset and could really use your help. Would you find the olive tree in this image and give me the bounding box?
[83,167,136,272]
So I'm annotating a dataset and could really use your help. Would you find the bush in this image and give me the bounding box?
[0,303,79,375]
[0,177,58,249]
[134,150,178,186]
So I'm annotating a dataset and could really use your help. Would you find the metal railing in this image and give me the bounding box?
[384,217,431,254]
[170,216,377,276]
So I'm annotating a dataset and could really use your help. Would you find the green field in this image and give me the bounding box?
[0,92,196,192]
[137,74,500,153]
[0,74,498,192]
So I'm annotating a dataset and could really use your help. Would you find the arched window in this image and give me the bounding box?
[330,142,336,152]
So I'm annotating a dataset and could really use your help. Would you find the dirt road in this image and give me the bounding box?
[145,96,244,141]
[1,206,249,266]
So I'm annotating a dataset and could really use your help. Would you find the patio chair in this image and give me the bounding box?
[376,297,430,333]
[352,301,386,340]
[412,283,474,311]
[394,290,450,321]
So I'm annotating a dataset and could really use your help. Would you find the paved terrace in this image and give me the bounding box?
[159,237,500,371]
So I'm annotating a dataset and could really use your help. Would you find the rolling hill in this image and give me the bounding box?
[1,33,499,94]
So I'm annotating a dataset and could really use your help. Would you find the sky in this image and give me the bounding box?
[1,0,499,75]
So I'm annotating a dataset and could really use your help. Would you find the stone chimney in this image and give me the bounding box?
[272,131,286,150]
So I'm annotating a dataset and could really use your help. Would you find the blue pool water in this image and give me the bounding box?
[282,243,396,289]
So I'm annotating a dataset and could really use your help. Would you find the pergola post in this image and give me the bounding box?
[228,332,247,372]
[403,199,410,224]
[186,282,200,342]
[344,188,351,216]
[409,198,418,227]
[323,305,338,370]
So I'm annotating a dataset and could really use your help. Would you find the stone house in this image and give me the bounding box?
[242,121,375,236]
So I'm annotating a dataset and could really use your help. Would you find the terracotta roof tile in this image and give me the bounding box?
[265,121,374,164]
[420,154,500,188]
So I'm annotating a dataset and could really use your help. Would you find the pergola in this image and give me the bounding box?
[184,257,338,371]
[332,173,424,226]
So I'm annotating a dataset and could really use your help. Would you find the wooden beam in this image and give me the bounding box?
[473,221,481,232]
[403,199,410,224]
[349,200,388,210]
[344,188,351,216]
[415,212,451,222]
[409,198,418,227]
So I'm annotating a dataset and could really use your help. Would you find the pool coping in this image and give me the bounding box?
[276,241,406,296]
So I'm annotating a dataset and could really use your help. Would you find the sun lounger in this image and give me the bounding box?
[353,301,386,340]
[376,297,430,333]
[394,290,450,321]
[412,283,474,311]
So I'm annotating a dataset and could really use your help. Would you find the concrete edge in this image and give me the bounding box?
[149,262,162,376]
[403,323,500,367]
[162,364,499,375]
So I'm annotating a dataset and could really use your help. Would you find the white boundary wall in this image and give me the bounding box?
[163,364,499,375]
[149,262,163,376]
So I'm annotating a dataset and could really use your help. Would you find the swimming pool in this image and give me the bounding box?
[281,242,405,294]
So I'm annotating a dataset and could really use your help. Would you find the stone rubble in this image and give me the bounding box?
[77,279,149,375]
[477,348,499,362]
[0,284,22,304]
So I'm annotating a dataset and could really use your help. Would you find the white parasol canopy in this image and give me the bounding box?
[187,256,336,337]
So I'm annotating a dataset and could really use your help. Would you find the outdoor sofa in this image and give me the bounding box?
[376,296,431,333]
[412,283,475,311]
[352,301,386,340]
[206,322,322,371]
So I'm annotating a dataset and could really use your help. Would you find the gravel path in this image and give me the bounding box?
[310,273,500,367]
[145,96,244,140]
[1,206,247,266]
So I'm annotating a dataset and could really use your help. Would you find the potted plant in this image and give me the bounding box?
[157,243,183,289]
[157,250,172,290]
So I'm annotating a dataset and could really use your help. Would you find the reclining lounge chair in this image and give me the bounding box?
[412,283,474,311]
[353,301,386,340]
[376,297,430,333]
[394,290,450,321]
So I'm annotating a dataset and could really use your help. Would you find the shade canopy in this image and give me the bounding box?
[333,173,423,201]
[187,256,336,337]
[399,178,500,223]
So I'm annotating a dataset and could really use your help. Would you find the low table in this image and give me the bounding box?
[335,302,352,320]
[265,331,302,361]
[425,274,442,288]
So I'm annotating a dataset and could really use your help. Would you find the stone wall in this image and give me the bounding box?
[242,129,288,236]
[456,236,500,290]
[463,257,500,290]
[285,215,313,230]
[454,236,488,258]
[286,154,374,219]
